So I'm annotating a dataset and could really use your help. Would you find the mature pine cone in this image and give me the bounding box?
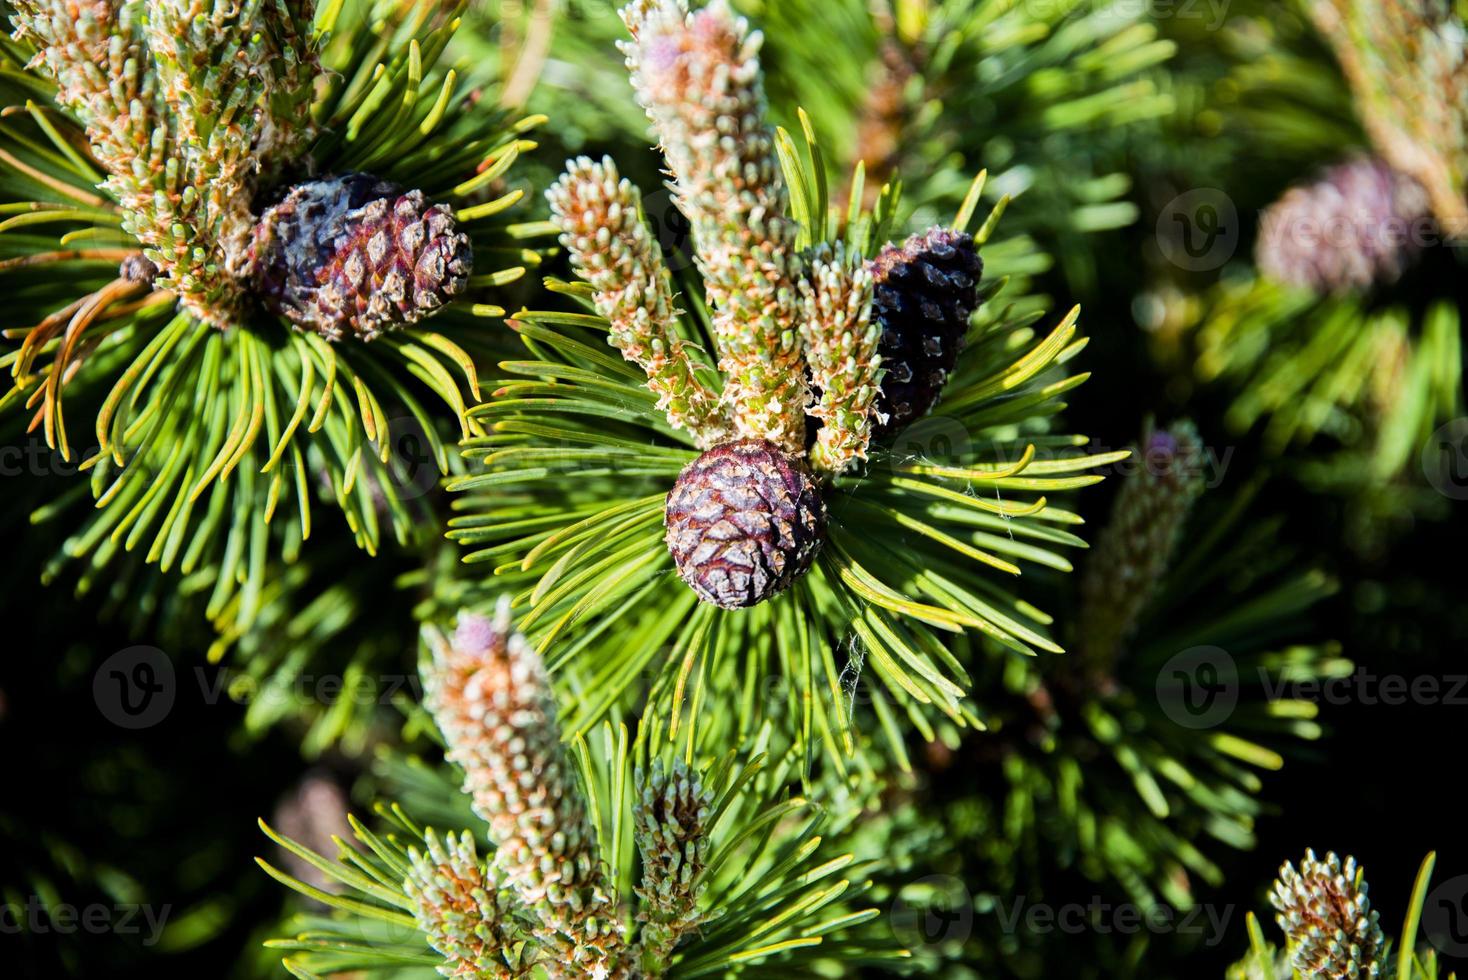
[249,173,472,341]
[1256,156,1431,294]
[664,440,826,609]
[1270,850,1384,979]
[868,226,983,436]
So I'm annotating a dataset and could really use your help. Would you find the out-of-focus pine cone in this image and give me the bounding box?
[1270,849,1384,979]
[868,226,983,436]
[664,439,826,609]
[271,770,352,896]
[249,173,472,341]
[1255,157,1431,294]
[1077,420,1204,667]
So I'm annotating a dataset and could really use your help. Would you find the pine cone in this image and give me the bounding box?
[868,226,983,436]
[1255,156,1431,294]
[1270,849,1384,979]
[664,440,826,609]
[250,173,472,341]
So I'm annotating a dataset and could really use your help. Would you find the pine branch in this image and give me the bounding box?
[261,607,901,977]
[1,0,547,629]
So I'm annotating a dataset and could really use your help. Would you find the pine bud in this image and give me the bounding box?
[1256,157,1430,294]
[405,829,523,979]
[633,759,712,967]
[1270,850,1384,979]
[664,439,826,609]
[1078,421,1204,666]
[423,603,626,976]
[250,173,473,341]
[620,0,808,451]
[868,226,983,437]
[547,156,729,447]
[799,244,882,476]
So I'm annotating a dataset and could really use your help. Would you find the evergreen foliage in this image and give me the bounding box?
[2,0,544,627]
[0,1,1460,978]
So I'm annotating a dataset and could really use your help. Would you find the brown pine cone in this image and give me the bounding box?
[868,226,983,436]
[664,440,826,609]
[249,173,472,341]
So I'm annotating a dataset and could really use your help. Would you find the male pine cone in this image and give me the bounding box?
[664,440,826,609]
[869,226,983,436]
[1271,849,1384,979]
[249,173,473,341]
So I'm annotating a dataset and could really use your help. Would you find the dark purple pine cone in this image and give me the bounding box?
[249,173,472,341]
[664,440,826,609]
[869,226,982,437]
[1256,156,1431,294]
